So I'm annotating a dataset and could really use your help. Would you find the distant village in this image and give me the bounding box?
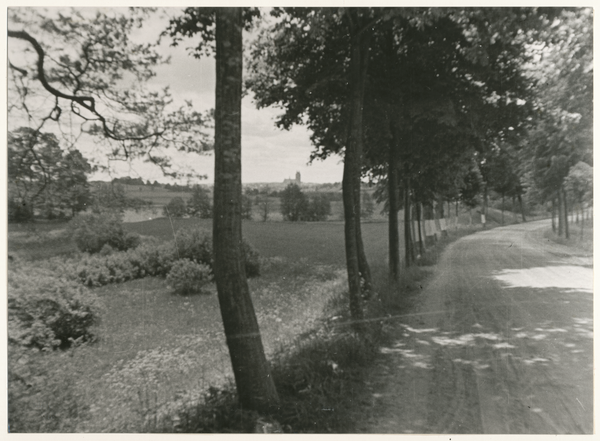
[91,171,349,194]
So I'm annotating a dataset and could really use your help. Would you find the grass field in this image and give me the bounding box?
[7,214,391,431]
[8,204,542,432]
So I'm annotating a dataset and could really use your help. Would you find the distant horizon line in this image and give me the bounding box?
[90,179,342,186]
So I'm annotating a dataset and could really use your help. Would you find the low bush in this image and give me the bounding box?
[41,239,177,287]
[8,264,102,350]
[167,259,213,295]
[174,226,213,266]
[70,212,141,254]
[175,226,260,278]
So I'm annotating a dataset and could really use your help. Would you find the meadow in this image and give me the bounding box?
[8,203,546,432]
[7,214,394,432]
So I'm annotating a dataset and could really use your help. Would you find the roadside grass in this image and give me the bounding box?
[162,223,483,433]
[543,221,593,254]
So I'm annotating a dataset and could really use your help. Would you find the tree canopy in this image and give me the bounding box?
[8,7,213,178]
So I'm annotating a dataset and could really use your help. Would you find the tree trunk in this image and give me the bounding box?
[455,200,459,230]
[404,178,412,268]
[501,193,505,225]
[562,186,569,239]
[437,194,448,238]
[518,193,526,222]
[580,199,585,239]
[417,202,424,255]
[482,184,488,229]
[388,139,400,280]
[411,200,418,256]
[557,193,564,236]
[551,198,556,233]
[342,21,370,331]
[213,9,278,413]
[355,213,372,294]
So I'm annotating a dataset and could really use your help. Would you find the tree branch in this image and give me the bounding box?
[8,29,168,144]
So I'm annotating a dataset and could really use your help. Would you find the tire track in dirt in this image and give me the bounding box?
[353,220,592,434]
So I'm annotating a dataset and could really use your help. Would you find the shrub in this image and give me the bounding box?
[166,259,213,295]
[174,226,213,267]
[37,229,258,289]
[174,226,260,278]
[8,265,102,350]
[70,212,140,254]
[41,239,177,287]
[164,197,187,218]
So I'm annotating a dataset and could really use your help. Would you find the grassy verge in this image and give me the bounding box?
[543,222,593,254]
[159,225,481,433]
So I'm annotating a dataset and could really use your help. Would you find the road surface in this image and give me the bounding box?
[357,220,593,434]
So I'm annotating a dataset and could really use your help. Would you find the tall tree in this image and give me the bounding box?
[56,149,93,217]
[168,7,279,413]
[525,8,592,236]
[8,127,92,220]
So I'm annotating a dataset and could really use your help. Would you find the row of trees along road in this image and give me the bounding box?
[8,7,592,416]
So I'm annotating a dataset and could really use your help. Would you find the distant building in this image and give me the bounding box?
[283,171,301,186]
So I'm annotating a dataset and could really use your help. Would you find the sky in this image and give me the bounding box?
[27,7,345,185]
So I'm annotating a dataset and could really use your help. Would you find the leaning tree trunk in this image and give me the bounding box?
[213,8,278,413]
[388,137,400,281]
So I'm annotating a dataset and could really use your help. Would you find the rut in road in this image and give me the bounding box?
[353,220,592,434]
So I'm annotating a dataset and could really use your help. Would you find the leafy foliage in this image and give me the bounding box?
[174,226,213,266]
[70,212,141,254]
[8,127,92,221]
[174,226,261,277]
[8,8,213,178]
[187,185,213,218]
[8,263,102,350]
[280,184,308,221]
[305,194,332,221]
[164,196,187,218]
[167,259,213,295]
[527,9,592,203]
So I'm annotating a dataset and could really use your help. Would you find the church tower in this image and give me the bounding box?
[295,171,301,184]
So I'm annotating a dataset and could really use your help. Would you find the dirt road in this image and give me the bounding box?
[356,220,593,434]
